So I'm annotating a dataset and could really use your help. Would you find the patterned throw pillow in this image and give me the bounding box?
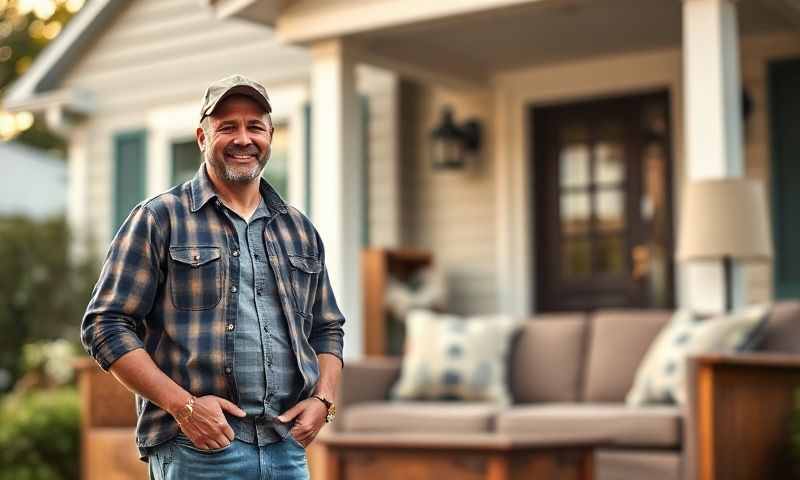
[390,309,522,405]
[626,304,770,406]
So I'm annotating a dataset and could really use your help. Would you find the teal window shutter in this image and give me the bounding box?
[361,95,370,248]
[769,58,800,299]
[303,102,312,217]
[171,139,201,186]
[113,130,147,235]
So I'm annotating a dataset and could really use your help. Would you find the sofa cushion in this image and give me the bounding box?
[626,305,769,406]
[511,313,587,403]
[583,310,672,402]
[759,301,800,353]
[341,402,499,434]
[496,404,682,448]
[390,310,521,404]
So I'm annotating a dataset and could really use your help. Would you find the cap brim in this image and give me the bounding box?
[202,85,272,120]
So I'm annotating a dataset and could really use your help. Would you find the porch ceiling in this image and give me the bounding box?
[349,0,794,77]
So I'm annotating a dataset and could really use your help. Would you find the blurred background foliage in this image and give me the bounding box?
[0,0,85,152]
[0,215,97,393]
[0,385,80,480]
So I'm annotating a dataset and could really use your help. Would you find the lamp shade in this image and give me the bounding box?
[676,178,773,261]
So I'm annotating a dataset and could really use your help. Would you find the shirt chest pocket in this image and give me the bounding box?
[168,246,224,311]
[288,254,322,314]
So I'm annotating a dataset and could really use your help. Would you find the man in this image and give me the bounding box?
[80,75,344,479]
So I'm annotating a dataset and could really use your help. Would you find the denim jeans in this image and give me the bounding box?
[147,432,309,480]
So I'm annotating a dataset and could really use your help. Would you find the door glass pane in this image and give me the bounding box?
[594,142,624,185]
[596,190,625,232]
[559,145,590,188]
[596,234,625,274]
[171,140,201,186]
[561,192,591,235]
[262,124,289,199]
[641,140,671,307]
[563,237,591,278]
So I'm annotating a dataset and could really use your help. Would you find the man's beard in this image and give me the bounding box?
[206,140,271,184]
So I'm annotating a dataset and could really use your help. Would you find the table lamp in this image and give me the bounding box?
[676,178,773,312]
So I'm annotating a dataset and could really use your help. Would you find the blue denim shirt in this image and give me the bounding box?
[221,197,303,445]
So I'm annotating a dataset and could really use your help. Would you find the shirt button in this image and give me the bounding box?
[256,288,263,296]
[232,250,240,257]
[263,326,268,333]
[230,286,238,293]
[225,367,232,374]
[227,324,235,331]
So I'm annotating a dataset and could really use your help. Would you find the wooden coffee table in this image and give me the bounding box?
[319,432,606,480]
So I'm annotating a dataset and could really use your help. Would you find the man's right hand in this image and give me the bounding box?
[172,395,246,450]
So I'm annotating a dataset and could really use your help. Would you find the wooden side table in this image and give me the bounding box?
[320,432,605,480]
[694,353,800,480]
[361,248,433,356]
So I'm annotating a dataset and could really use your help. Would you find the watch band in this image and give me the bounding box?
[311,394,336,423]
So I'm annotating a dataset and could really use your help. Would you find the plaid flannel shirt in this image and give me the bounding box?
[80,162,345,461]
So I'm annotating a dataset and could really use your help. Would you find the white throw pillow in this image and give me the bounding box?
[390,309,521,405]
[626,304,770,406]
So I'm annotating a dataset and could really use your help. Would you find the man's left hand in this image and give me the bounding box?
[277,397,328,447]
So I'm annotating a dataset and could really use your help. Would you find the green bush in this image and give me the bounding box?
[0,215,98,391]
[0,387,80,480]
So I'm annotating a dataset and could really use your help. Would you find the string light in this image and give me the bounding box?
[32,0,55,20]
[15,112,34,131]
[42,20,60,39]
[65,0,83,14]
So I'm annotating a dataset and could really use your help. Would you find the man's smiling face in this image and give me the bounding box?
[198,94,274,184]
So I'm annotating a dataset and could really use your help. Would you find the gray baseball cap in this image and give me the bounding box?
[199,74,272,122]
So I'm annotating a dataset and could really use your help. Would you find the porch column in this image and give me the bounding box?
[309,39,364,358]
[682,0,746,312]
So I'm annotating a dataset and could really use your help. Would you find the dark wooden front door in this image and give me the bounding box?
[769,58,800,299]
[532,91,675,312]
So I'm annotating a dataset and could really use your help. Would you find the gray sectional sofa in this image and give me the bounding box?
[332,302,800,480]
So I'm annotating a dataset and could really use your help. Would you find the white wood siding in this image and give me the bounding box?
[400,82,498,315]
[63,0,399,260]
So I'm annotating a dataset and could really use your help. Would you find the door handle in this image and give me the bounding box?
[632,244,650,280]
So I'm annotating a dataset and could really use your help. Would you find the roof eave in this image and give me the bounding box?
[3,0,125,107]
[205,0,279,26]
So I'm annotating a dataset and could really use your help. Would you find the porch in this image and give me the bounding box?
[211,0,800,357]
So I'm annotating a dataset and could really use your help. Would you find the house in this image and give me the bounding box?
[5,0,800,361]
[0,141,66,219]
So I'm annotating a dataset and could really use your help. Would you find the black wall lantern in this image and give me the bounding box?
[430,107,482,170]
